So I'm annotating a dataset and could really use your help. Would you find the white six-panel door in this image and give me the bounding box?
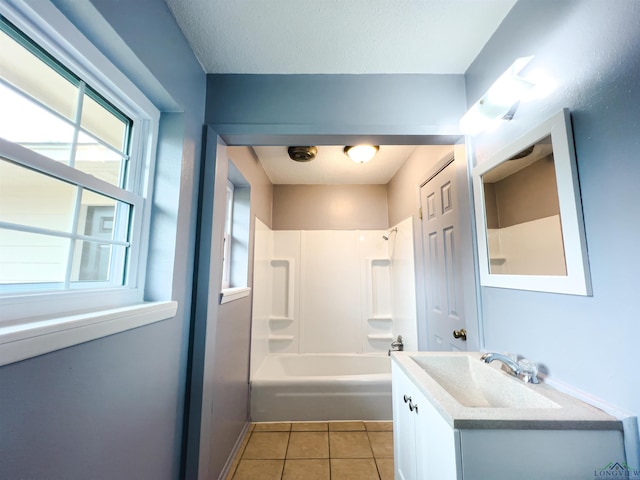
[420,159,468,351]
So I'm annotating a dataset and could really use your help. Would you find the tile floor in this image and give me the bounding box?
[225,421,394,480]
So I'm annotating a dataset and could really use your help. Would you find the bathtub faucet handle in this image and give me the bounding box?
[388,335,404,355]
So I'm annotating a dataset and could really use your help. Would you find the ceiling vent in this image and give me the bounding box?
[510,145,535,160]
[288,146,317,162]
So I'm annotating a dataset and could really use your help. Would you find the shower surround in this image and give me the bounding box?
[250,218,417,420]
[251,218,417,373]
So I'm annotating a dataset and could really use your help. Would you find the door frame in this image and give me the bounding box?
[187,126,480,479]
[414,143,480,351]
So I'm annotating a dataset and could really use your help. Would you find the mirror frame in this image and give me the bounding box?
[472,109,592,295]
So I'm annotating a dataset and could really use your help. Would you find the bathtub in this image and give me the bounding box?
[250,353,392,422]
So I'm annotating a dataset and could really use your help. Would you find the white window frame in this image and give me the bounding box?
[219,167,251,304]
[0,139,141,293]
[0,0,175,364]
[221,180,234,290]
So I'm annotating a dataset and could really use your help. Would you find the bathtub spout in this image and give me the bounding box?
[388,335,404,356]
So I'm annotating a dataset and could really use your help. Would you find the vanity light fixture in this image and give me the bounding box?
[344,145,379,164]
[460,56,537,136]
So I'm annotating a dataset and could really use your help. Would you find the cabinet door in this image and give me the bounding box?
[413,388,461,480]
[392,363,417,480]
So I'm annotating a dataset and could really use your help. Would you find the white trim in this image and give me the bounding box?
[472,109,592,296]
[221,181,234,289]
[0,300,177,366]
[217,422,252,480]
[2,0,159,122]
[0,288,140,323]
[220,287,251,304]
[0,139,142,205]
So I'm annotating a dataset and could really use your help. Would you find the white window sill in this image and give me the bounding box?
[219,287,251,304]
[0,301,177,367]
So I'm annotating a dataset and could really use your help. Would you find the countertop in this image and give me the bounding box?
[391,351,622,431]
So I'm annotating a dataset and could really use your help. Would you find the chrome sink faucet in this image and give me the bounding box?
[480,352,539,384]
[388,335,404,356]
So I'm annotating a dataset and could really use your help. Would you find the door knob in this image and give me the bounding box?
[452,328,467,341]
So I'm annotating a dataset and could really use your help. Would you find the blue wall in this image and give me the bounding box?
[207,74,465,128]
[0,0,206,478]
[4,0,637,477]
[206,73,466,145]
[466,0,640,455]
[200,72,468,478]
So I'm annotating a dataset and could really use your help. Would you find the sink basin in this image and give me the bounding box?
[410,354,560,409]
[392,352,619,429]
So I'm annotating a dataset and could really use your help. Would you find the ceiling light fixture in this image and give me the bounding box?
[344,145,379,164]
[460,56,542,136]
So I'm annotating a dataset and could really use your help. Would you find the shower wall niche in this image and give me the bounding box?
[251,218,418,377]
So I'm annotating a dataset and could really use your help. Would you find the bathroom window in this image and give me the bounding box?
[0,7,159,324]
[219,159,251,303]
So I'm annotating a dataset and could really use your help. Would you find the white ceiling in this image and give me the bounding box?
[165,0,516,183]
[165,0,517,74]
[254,145,421,185]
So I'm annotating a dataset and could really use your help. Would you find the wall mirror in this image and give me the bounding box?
[472,109,592,295]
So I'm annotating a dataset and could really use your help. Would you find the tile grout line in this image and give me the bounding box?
[327,425,332,480]
[237,421,392,480]
[367,430,383,480]
[280,425,291,480]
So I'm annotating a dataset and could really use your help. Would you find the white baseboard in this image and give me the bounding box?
[218,421,252,480]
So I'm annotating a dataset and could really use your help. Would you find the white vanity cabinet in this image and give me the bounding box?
[392,361,460,480]
[391,353,626,480]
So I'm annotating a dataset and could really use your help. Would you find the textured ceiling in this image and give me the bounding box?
[165,0,517,74]
[253,145,419,185]
[166,1,516,183]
